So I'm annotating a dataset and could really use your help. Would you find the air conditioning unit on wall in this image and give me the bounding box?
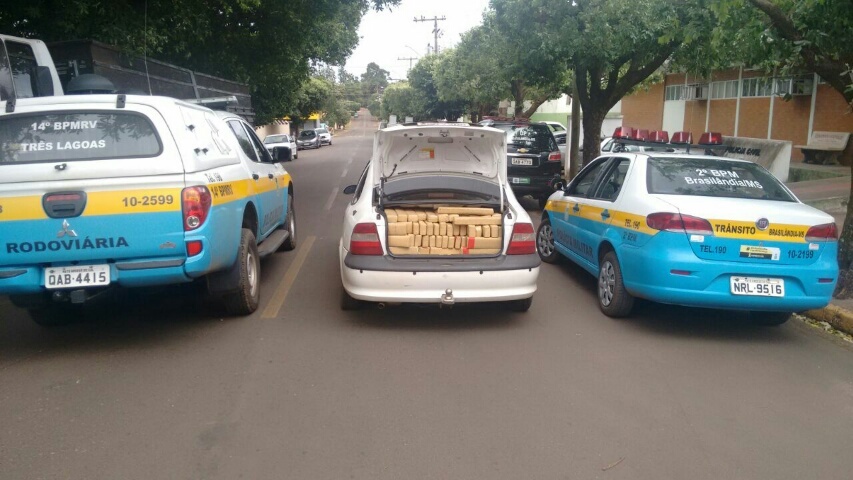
[686,84,709,100]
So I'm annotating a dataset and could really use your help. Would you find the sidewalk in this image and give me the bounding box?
[786,163,853,333]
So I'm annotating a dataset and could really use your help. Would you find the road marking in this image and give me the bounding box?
[323,188,338,211]
[340,167,349,178]
[261,235,316,319]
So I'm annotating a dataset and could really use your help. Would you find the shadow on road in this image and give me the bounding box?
[341,301,528,332]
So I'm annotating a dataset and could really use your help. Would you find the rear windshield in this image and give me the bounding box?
[0,111,162,164]
[299,131,316,138]
[492,124,554,152]
[647,157,795,202]
[264,135,288,144]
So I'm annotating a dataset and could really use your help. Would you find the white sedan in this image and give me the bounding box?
[339,123,540,311]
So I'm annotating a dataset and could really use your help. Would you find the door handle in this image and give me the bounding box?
[268,173,274,179]
[252,173,260,180]
[572,203,580,213]
[601,209,610,219]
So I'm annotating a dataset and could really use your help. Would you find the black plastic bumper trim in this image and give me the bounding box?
[344,253,540,273]
[115,259,186,271]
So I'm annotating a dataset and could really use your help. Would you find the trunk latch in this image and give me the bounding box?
[43,191,87,219]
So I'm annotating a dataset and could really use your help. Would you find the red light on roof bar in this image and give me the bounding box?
[649,131,669,143]
[698,132,723,145]
[633,129,649,141]
[612,126,634,139]
[670,131,693,144]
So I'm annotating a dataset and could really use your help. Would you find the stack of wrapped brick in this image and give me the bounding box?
[385,206,503,255]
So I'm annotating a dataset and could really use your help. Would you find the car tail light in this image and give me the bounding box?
[547,151,562,162]
[646,212,714,235]
[186,240,203,257]
[805,223,838,242]
[182,186,212,231]
[506,223,536,255]
[350,223,384,255]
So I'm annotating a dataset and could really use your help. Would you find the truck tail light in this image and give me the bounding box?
[350,223,384,255]
[547,151,562,162]
[646,212,714,236]
[506,223,536,255]
[805,223,838,242]
[182,186,212,231]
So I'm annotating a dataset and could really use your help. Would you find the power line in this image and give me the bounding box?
[413,15,446,54]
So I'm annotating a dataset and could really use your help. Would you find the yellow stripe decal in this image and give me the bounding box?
[0,195,47,221]
[85,189,183,215]
[709,219,808,243]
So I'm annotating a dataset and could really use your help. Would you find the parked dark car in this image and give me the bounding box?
[297,129,321,149]
[488,121,564,208]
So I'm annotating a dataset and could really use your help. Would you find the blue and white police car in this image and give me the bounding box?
[536,128,838,325]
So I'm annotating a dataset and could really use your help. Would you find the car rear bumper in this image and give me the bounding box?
[340,247,539,303]
[619,241,838,312]
[0,258,193,295]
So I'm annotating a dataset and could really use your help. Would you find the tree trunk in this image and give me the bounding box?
[581,108,607,166]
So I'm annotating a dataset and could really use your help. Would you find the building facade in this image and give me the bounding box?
[622,69,853,165]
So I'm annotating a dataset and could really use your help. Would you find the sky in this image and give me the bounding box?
[344,0,491,81]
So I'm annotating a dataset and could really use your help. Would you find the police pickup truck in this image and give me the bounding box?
[0,94,296,325]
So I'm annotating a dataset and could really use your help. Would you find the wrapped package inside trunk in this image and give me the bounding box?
[384,205,503,256]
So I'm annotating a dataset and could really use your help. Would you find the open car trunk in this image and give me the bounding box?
[383,205,504,256]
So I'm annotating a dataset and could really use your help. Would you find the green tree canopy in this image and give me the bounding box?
[0,0,400,124]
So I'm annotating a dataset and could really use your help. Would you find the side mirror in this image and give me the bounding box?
[35,66,55,97]
[343,185,357,195]
[556,137,566,145]
[271,146,292,162]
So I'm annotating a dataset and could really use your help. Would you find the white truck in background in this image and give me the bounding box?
[0,34,64,103]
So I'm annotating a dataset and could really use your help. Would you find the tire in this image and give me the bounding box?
[749,311,791,326]
[507,297,533,312]
[536,217,560,264]
[340,287,363,310]
[598,251,634,317]
[279,193,297,251]
[537,195,549,210]
[223,228,261,315]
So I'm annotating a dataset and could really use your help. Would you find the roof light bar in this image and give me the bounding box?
[649,131,669,143]
[670,131,693,145]
[698,132,723,146]
[612,126,634,140]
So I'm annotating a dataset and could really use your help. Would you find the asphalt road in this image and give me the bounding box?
[2,113,853,479]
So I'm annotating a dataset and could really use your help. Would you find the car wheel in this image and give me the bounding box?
[537,195,549,210]
[507,297,533,312]
[598,251,634,317]
[223,228,261,315]
[749,311,791,326]
[341,286,363,310]
[536,217,560,264]
[279,193,297,251]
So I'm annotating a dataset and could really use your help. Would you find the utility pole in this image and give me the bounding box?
[414,15,446,54]
[398,56,418,73]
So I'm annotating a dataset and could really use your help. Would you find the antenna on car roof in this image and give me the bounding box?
[143,0,153,95]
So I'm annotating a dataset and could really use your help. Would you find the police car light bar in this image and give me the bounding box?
[649,130,669,143]
[632,129,649,141]
[698,132,723,145]
[670,131,693,145]
[612,126,634,140]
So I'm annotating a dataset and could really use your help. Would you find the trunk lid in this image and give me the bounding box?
[0,101,188,267]
[372,125,506,186]
[655,195,835,266]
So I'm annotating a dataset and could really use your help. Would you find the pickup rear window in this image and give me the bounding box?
[0,111,162,164]
[646,157,795,202]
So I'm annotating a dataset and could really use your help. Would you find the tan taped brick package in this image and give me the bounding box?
[385,206,502,256]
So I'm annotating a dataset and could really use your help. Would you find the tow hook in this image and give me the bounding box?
[441,289,455,306]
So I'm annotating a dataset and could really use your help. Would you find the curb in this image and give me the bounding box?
[802,304,853,336]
